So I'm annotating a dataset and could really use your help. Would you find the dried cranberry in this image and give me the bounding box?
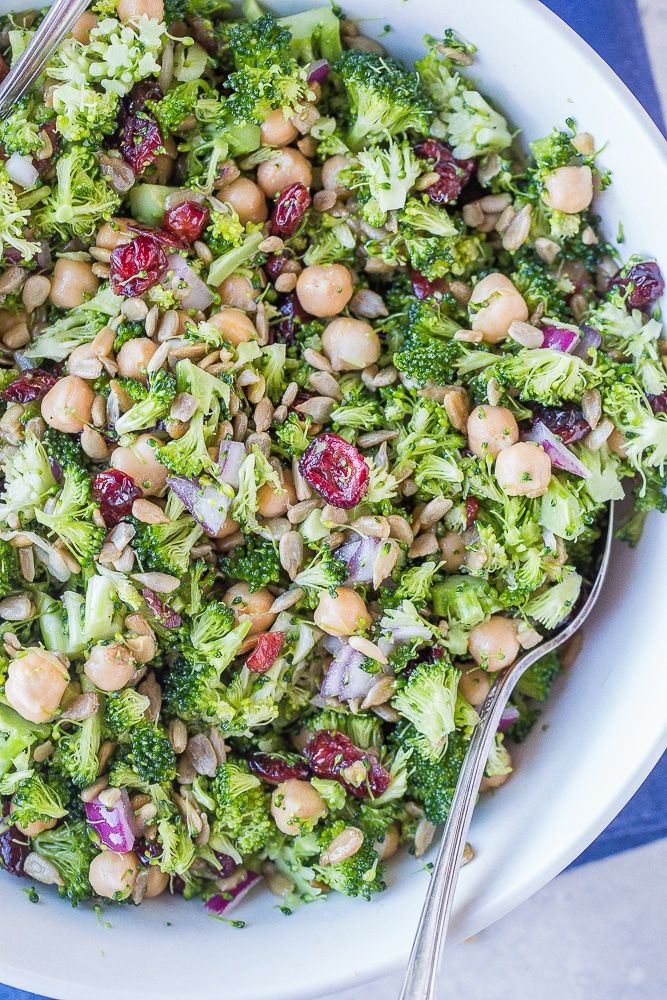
[270,183,312,238]
[125,223,188,252]
[303,730,390,799]
[248,753,311,785]
[265,254,294,282]
[92,468,141,527]
[246,632,285,673]
[275,292,312,344]
[33,121,59,178]
[213,852,238,877]
[530,403,589,444]
[121,80,163,119]
[120,113,164,175]
[109,234,169,297]
[648,392,667,415]
[414,138,476,205]
[136,840,162,866]
[465,496,479,527]
[410,270,449,300]
[1,368,57,403]
[299,433,369,509]
[162,201,210,245]
[0,825,29,876]
[613,260,665,311]
[142,588,182,628]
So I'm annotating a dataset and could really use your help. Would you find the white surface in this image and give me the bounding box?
[0,3,666,1000]
[324,839,667,1000]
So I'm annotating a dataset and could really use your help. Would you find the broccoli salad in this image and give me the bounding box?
[0,0,664,916]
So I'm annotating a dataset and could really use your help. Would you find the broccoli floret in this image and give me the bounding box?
[164,622,252,723]
[273,413,313,459]
[277,5,342,64]
[511,247,571,320]
[590,298,666,396]
[303,222,356,267]
[0,539,19,600]
[205,203,246,257]
[0,163,41,262]
[155,410,217,478]
[604,381,667,486]
[103,689,151,738]
[496,348,596,404]
[394,560,444,605]
[330,397,383,431]
[404,726,469,824]
[34,820,97,906]
[24,286,123,362]
[265,829,323,908]
[395,333,461,387]
[293,544,348,596]
[523,571,582,629]
[148,80,202,134]
[0,431,57,523]
[350,140,422,224]
[52,713,101,788]
[39,574,123,657]
[514,651,561,702]
[114,369,177,435]
[128,722,177,784]
[210,761,273,854]
[132,495,204,576]
[431,575,499,626]
[113,320,145,354]
[10,773,69,827]
[231,447,284,532]
[0,706,49,781]
[41,428,86,472]
[336,49,434,151]
[183,600,236,666]
[392,658,471,760]
[305,709,383,752]
[313,819,384,899]
[36,149,120,240]
[35,465,104,565]
[219,536,281,592]
[0,98,50,157]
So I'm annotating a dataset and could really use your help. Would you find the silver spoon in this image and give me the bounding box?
[0,0,91,122]
[399,503,615,1000]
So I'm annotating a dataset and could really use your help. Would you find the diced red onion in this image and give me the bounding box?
[335,535,381,584]
[498,704,521,733]
[85,788,136,853]
[320,644,377,702]
[525,420,591,478]
[205,871,261,915]
[163,253,213,310]
[307,59,330,83]
[540,324,579,354]
[142,588,181,628]
[5,152,39,189]
[166,475,231,536]
[572,325,602,359]
[218,440,246,489]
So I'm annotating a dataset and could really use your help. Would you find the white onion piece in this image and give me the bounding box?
[84,788,136,853]
[5,152,39,189]
[525,420,591,478]
[336,535,381,584]
[166,475,231,535]
[163,253,213,311]
[218,440,246,489]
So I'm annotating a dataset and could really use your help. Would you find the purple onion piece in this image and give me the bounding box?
[166,474,231,536]
[307,59,330,83]
[540,324,579,354]
[321,644,377,702]
[525,421,591,478]
[85,788,136,852]
[498,704,521,733]
[164,253,214,311]
[205,871,261,916]
[142,587,182,628]
[218,440,246,489]
[335,535,381,584]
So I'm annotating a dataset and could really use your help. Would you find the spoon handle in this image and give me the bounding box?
[397,655,540,1000]
[0,0,91,121]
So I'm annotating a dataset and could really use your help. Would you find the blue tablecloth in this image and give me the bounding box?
[0,3,665,999]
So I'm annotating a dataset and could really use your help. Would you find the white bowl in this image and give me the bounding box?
[1,2,666,998]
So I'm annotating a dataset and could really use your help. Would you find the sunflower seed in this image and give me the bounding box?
[0,593,33,621]
[287,498,320,523]
[22,275,51,313]
[279,531,304,580]
[296,395,335,422]
[303,348,333,373]
[414,818,436,857]
[408,532,439,558]
[132,499,170,525]
[582,388,602,430]
[24,853,64,886]
[131,571,180,593]
[187,734,218,777]
[269,587,304,613]
[348,635,388,665]
[361,675,395,709]
[308,370,342,400]
[61,692,99,722]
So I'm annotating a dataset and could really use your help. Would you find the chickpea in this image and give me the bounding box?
[271,779,326,836]
[218,178,268,225]
[257,470,296,518]
[458,667,492,708]
[439,531,466,573]
[116,338,159,383]
[71,11,97,43]
[96,219,132,251]
[469,273,528,344]
[208,308,257,346]
[466,404,520,460]
[296,264,354,318]
[495,442,552,498]
[480,771,511,792]
[14,816,58,839]
[321,154,351,196]
[321,317,381,372]
[223,582,277,635]
[543,165,594,214]
[257,148,313,198]
[145,866,169,898]
[110,433,169,496]
[313,588,370,637]
[41,376,95,434]
[49,259,99,310]
[84,643,136,692]
[117,0,164,22]
[260,109,299,148]
[88,850,139,900]
[218,274,258,312]
[5,649,69,724]
[468,616,520,672]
